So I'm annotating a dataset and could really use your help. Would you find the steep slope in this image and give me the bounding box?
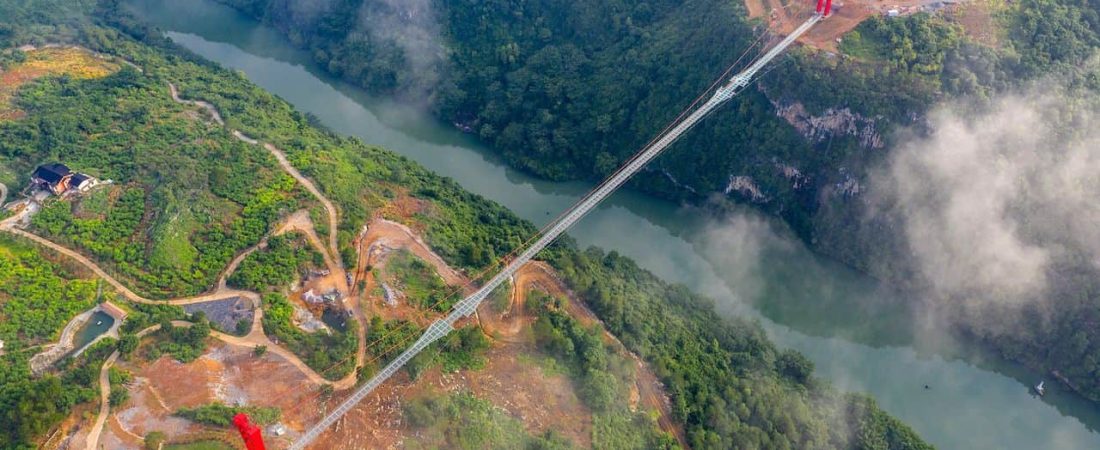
[207,0,1100,407]
[1,1,928,448]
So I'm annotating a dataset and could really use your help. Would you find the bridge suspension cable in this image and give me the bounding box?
[289,11,826,449]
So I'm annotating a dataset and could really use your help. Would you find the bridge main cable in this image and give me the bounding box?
[289,12,824,449]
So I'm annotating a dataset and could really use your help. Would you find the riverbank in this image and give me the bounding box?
[116,1,1100,446]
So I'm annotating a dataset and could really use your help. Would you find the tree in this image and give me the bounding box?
[144,431,167,450]
[118,334,138,355]
[777,349,815,385]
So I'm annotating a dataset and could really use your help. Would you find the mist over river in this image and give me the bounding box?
[126,1,1100,447]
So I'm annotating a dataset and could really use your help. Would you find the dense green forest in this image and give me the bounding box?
[0,0,931,447]
[213,0,1100,237]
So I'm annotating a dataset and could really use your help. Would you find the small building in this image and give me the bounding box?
[70,173,94,192]
[31,163,73,194]
[30,163,97,195]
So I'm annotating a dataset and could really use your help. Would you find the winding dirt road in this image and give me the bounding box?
[168,82,223,125]
[263,143,341,266]
[34,79,687,450]
[85,351,119,450]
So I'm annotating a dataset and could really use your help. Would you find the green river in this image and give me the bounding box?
[126,1,1100,447]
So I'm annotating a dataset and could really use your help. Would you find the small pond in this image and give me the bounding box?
[71,310,114,354]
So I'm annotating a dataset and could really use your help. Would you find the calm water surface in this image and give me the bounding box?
[71,311,114,353]
[126,1,1100,447]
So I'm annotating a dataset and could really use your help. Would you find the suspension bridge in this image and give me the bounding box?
[286,5,831,449]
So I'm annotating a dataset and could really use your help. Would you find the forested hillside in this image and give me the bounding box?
[212,0,1099,232]
[0,0,931,447]
[208,0,1100,408]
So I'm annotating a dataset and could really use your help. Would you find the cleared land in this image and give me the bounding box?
[0,47,119,120]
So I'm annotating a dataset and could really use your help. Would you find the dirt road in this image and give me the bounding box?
[85,350,119,450]
[264,143,341,266]
[357,219,466,287]
[168,82,223,125]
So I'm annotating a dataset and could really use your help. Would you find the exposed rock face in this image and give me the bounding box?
[724,175,768,202]
[775,162,808,190]
[774,101,884,149]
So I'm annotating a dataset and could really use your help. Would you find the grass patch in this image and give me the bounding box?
[72,186,114,219]
[838,28,888,61]
[175,402,281,427]
[517,353,568,377]
[164,440,235,450]
[488,282,511,314]
[404,391,575,450]
[149,194,199,272]
[382,249,451,311]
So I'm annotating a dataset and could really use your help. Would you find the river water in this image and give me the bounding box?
[126,1,1100,447]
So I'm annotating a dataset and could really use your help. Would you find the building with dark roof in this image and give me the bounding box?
[70,173,93,191]
[30,163,96,195]
[31,163,72,194]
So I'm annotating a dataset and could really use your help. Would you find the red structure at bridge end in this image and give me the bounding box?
[815,0,833,15]
[233,413,268,450]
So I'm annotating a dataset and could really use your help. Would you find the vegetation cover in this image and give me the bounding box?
[0,236,106,449]
[546,249,929,449]
[261,293,356,379]
[403,392,576,450]
[0,235,98,348]
[531,291,678,448]
[227,232,323,291]
[378,249,452,311]
[143,318,211,363]
[0,1,931,448]
[0,40,309,299]
[175,402,282,427]
[216,0,1100,408]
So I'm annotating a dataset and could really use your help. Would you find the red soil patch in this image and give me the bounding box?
[308,344,593,449]
[106,343,328,448]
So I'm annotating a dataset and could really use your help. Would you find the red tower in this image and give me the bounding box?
[233,413,268,450]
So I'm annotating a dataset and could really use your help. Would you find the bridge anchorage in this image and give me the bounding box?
[289,7,828,449]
